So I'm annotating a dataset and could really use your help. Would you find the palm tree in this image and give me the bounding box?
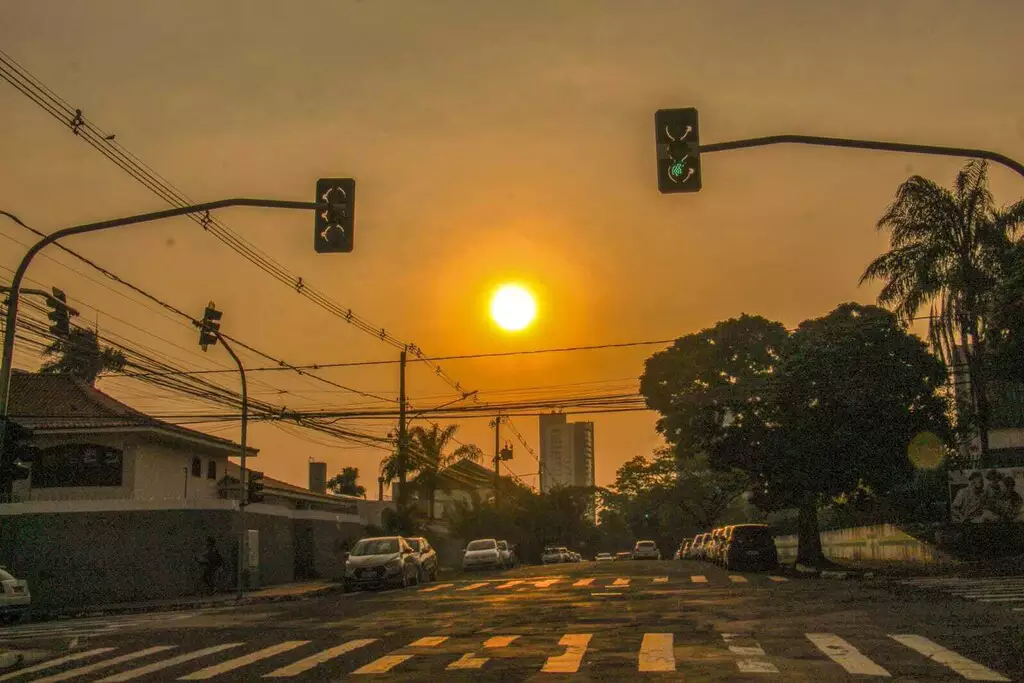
[860,160,1024,459]
[40,327,127,385]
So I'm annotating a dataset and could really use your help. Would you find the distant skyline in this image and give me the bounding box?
[2,1,1022,495]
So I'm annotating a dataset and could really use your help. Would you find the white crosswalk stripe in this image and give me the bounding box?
[901,576,1024,613]
[890,634,1010,681]
[806,633,890,676]
[0,630,1011,679]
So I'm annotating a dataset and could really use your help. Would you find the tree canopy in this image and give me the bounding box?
[327,467,365,498]
[40,327,126,385]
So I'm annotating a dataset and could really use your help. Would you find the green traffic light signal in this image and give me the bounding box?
[655,108,702,194]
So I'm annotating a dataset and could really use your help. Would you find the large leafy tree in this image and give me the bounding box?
[327,466,365,497]
[860,160,1024,459]
[40,327,126,385]
[640,306,950,565]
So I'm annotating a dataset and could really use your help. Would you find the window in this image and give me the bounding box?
[406,538,421,551]
[350,538,399,556]
[466,539,496,551]
[191,457,201,477]
[32,444,123,488]
[207,460,217,480]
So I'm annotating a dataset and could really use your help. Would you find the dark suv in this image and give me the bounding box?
[723,525,778,571]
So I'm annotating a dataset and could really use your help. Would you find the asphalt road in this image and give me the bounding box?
[0,560,1021,681]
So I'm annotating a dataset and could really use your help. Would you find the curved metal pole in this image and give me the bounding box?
[0,198,324,499]
[215,332,248,599]
[699,135,1024,179]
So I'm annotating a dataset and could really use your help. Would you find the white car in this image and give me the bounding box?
[0,567,30,623]
[541,546,568,564]
[632,540,662,560]
[496,540,513,569]
[462,539,503,571]
[595,552,614,562]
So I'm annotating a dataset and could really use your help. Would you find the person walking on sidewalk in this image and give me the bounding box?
[198,537,224,594]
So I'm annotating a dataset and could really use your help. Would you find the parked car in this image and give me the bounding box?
[496,540,514,569]
[499,541,520,568]
[632,540,661,560]
[407,536,439,582]
[0,567,30,623]
[689,533,708,560]
[595,552,614,562]
[343,536,420,592]
[463,538,504,571]
[541,546,568,564]
[707,528,727,564]
[680,539,692,559]
[723,524,779,571]
[614,551,633,561]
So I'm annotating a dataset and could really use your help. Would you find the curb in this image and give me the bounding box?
[32,584,345,622]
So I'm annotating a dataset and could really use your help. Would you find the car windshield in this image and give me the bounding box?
[544,547,559,554]
[467,540,496,551]
[732,526,773,541]
[497,541,508,549]
[637,542,655,548]
[351,538,398,556]
[406,538,421,551]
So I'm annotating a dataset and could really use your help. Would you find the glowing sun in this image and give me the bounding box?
[490,284,536,332]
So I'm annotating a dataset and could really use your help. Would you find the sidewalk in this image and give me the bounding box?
[32,580,345,620]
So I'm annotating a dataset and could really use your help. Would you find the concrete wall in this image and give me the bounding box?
[0,501,368,611]
[775,523,951,565]
[132,440,226,502]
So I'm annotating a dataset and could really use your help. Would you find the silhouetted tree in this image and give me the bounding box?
[327,467,366,497]
[40,327,126,385]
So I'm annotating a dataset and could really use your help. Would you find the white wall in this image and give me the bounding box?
[130,439,227,501]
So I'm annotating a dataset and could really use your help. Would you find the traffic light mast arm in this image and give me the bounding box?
[699,135,1024,180]
[0,287,80,317]
[0,197,329,424]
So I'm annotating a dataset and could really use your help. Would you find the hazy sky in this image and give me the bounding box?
[2,1,1023,495]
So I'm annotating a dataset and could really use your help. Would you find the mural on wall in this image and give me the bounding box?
[948,468,1024,523]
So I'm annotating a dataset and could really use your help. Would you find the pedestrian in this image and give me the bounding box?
[998,475,1023,522]
[951,471,986,523]
[198,536,224,594]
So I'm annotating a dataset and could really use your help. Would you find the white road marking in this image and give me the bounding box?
[638,633,675,672]
[737,659,780,673]
[484,635,520,648]
[34,646,175,683]
[541,634,592,673]
[722,633,777,674]
[496,580,523,589]
[591,592,622,596]
[890,634,1009,681]
[653,577,669,584]
[178,641,309,680]
[409,636,448,647]
[457,582,488,591]
[0,648,115,682]
[352,655,412,675]
[691,575,708,583]
[977,596,1024,603]
[447,653,488,670]
[573,578,595,587]
[728,575,748,583]
[612,578,630,587]
[534,579,560,588]
[419,583,453,592]
[263,639,377,678]
[97,644,244,682]
[769,576,788,582]
[806,633,890,676]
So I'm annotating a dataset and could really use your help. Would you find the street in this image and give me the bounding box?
[1,561,1019,682]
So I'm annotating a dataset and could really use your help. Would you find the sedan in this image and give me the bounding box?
[343,536,420,592]
[463,539,504,571]
[632,540,662,560]
[595,553,614,562]
[0,567,30,623]
[407,536,439,582]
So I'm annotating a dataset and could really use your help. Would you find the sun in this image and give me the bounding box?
[490,284,536,332]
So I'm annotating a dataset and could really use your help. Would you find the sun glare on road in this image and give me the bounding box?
[490,284,537,332]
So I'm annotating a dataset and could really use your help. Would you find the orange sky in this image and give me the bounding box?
[2,1,1023,495]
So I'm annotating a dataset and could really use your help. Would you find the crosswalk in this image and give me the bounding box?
[416,574,786,595]
[0,610,226,643]
[901,576,1024,612]
[0,630,1010,680]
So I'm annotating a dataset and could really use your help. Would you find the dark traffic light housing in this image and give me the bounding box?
[47,287,72,338]
[1,418,37,483]
[247,469,265,504]
[198,303,222,352]
[655,108,702,193]
[314,178,355,253]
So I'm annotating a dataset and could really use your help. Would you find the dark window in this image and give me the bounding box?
[730,526,773,543]
[191,457,201,477]
[207,460,217,480]
[406,538,421,551]
[32,444,123,488]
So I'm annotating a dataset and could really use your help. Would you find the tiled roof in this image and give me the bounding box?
[7,370,257,455]
[221,462,363,504]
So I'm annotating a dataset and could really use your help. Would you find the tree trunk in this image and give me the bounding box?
[796,496,824,567]
[427,489,435,520]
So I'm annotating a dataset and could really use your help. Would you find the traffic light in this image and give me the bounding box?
[198,303,222,352]
[47,287,72,338]
[499,443,514,461]
[655,108,702,193]
[0,418,36,483]
[314,178,356,253]
[247,469,265,504]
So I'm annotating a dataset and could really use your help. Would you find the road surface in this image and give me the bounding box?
[0,559,1019,681]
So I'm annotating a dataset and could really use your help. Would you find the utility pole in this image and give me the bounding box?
[493,413,501,509]
[397,349,408,510]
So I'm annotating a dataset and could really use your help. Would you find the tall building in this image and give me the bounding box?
[539,413,596,519]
